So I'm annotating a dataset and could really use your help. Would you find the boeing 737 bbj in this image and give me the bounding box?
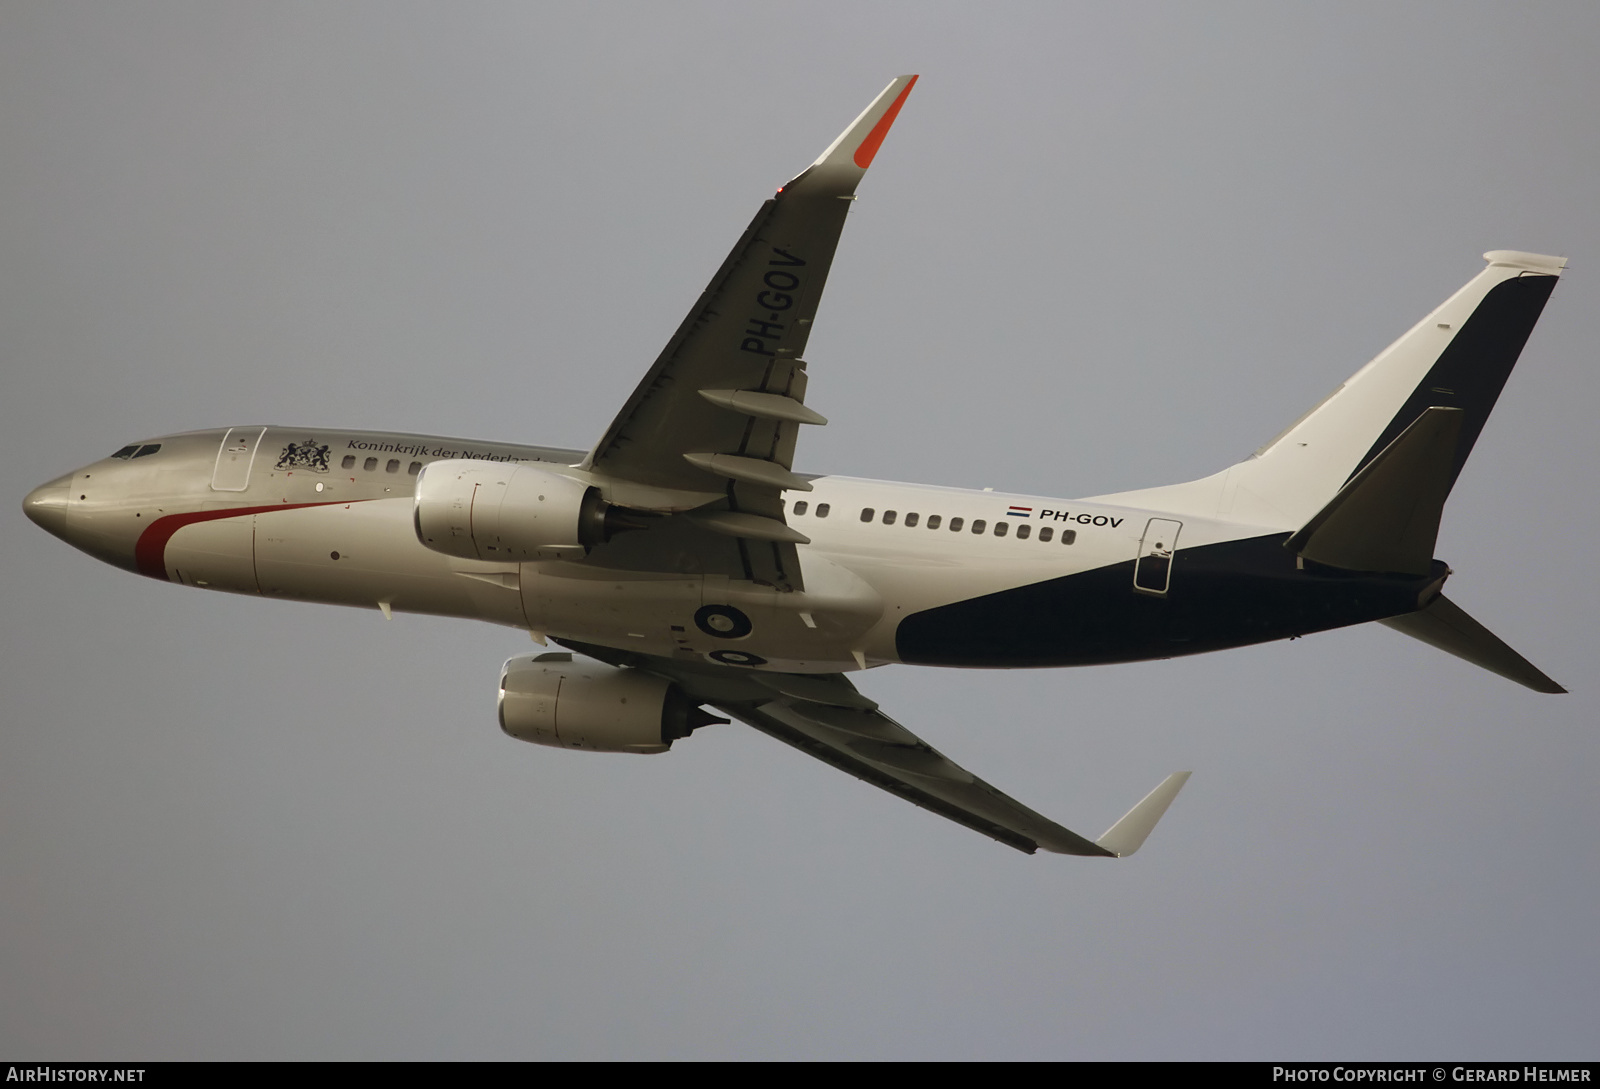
[23,76,1566,856]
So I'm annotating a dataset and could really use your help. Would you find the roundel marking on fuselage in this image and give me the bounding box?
[708,649,767,667]
[694,604,753,640]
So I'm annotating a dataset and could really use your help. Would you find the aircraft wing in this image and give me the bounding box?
[560,640,1189,856]
[575,76,918,590]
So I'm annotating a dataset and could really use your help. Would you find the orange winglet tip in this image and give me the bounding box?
[853,75,918,169]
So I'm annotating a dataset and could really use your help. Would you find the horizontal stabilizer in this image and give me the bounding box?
[1285,407,1462,575]
[1380,593,1565,693]
[1095,772,1192,857]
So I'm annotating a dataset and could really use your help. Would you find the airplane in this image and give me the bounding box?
[22,75,1568,857]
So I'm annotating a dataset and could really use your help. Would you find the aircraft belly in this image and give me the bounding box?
[523,551,884,673]
[895,534,1431,667]
[521,565,703,657]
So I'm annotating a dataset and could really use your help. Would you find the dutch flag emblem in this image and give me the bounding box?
[1006,506,1032,517]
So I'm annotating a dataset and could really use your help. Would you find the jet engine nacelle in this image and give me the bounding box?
[498,653,724,754]
[413,459,603,561]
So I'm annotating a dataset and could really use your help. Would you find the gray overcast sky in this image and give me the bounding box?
[3,2,1596,1060]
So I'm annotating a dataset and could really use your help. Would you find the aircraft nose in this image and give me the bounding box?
[23,474,73,538]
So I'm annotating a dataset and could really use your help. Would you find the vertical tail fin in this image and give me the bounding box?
[1219,251,1564,528]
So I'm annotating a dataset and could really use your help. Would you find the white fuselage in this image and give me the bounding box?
[31,424,1331,676]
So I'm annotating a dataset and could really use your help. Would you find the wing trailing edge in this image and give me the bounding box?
[556,640,1190,856]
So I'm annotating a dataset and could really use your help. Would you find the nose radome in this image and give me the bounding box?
[23,474,72,538]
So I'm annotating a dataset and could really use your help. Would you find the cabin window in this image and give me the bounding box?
[994,521,1009,537]
[971,520,986,534]
[949,517,964,532]
[364,457,378,471]
[1039,526,1053,542]
[792,501,808,516]
[815,503,830,518]
[860,507,875,522]
[386,459,400,473]
[1016,523,1031,539]
[1061,529,1077,545]
[905,512,919,527]
[409,461,422,475]
[882,510,897,525]
[927,515,941,530]
[342,455,357,469]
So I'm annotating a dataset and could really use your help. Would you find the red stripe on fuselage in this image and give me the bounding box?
[134,501,362,580]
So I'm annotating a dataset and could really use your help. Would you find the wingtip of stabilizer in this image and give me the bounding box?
[1094,771,1192,857]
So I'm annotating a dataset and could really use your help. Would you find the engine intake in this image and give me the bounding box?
[498,653,725,754]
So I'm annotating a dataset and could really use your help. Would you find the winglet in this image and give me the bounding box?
[1094,772,1192,857]
[789,75,918,193]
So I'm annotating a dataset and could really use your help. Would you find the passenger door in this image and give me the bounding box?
[1133,518,1182,596]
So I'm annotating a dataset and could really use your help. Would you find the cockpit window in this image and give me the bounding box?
[131,444,161,458]
[109,445,140,460]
